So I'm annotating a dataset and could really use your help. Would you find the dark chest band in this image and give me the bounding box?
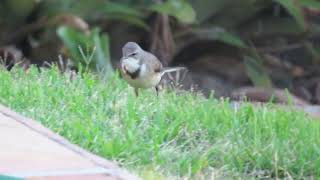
[125,67,141,79]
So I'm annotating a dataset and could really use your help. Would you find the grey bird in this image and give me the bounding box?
[120,42,185,96]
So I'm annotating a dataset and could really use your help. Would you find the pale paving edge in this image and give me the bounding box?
[0,104,142,180]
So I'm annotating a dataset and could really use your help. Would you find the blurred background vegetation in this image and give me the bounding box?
[1,0,320,104]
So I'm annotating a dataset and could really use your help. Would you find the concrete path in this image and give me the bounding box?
[0,104,140,180]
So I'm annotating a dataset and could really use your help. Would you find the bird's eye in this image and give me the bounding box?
[130,52,137,57]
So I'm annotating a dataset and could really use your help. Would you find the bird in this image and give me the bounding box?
[120,42,185,96]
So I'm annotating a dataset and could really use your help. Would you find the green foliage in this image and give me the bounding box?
[192,27,248,49]
[188,0,320,88]
[57,26,112,74]
[273,0,307,30]
[2,0,320,88]
[0,67,319,179]
[243,48,273,88]
[99,1,149,30]
[244,55,273,88]
[150,0,196,24]
[300,0,320,9]
[37,0,147,30]
[39,0,196,29]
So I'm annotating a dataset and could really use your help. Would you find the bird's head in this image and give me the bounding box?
[121,42,143,73]
[122,42,143,60]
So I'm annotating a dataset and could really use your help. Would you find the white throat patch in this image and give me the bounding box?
[122,57,140,73]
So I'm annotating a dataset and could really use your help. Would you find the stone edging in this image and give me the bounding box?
[0,104,141,180]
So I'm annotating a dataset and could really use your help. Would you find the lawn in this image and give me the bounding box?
[0,66,319,179]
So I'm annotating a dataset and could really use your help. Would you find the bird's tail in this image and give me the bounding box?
[160,67,186,76]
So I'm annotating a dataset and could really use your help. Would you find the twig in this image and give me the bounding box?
[256,43,303,53]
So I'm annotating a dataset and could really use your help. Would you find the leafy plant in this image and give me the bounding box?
[192,27,248,49]
[274,0,307,30]
[57,26,112,74]
[150,0,196,24]
[244,55,273,88]
[49,0,197,73]
[2,0,320,89]
[182,0,320,88]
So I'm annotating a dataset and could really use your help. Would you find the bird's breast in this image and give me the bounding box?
[124,66,140,79]
[122,64,161,89]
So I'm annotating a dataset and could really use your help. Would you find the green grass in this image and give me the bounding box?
[0,66,320,179]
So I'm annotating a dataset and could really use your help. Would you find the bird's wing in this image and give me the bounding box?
[119,56,124,69]
[140,51,163,73]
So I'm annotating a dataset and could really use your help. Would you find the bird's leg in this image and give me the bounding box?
[134,88,139,96]
[155,85,160,96]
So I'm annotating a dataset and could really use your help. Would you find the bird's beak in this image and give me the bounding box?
[123,57,138,63]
